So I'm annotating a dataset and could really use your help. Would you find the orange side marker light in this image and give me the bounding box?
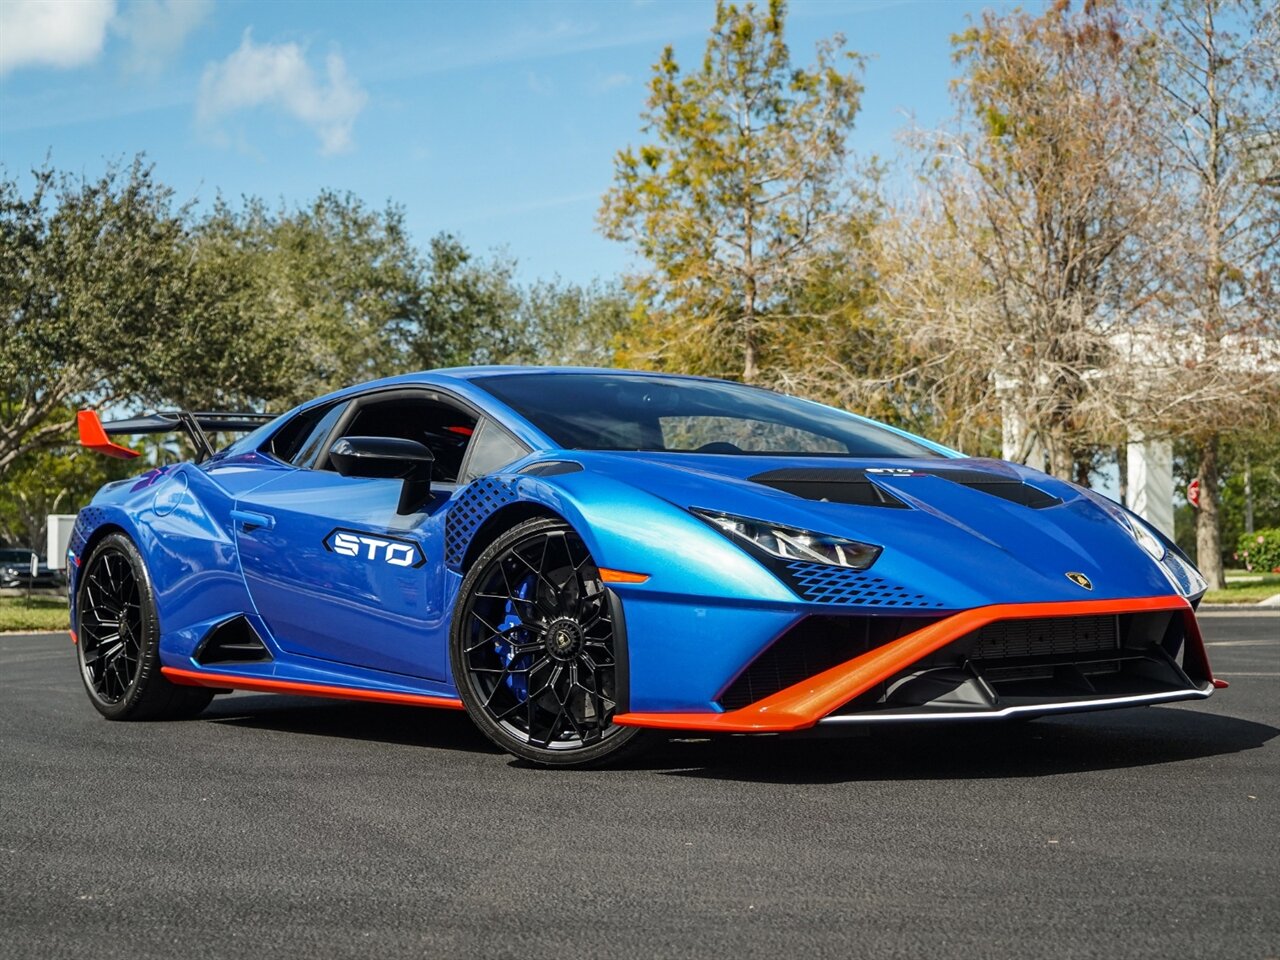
[598,568,650,584]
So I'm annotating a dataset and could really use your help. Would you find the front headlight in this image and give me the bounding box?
[1126,515,1166,561]
[692,509,882,571]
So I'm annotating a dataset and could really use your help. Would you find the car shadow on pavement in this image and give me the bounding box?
[201,694,503,755]
[636,707,1278,784]
[197,693,1275,780]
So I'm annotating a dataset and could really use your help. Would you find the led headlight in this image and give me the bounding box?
[692,509,882,571]
[1126,514,1166,561]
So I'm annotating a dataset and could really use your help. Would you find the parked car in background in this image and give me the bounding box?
[0,547,66,590]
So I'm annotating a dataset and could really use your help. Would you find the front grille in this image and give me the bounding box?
[968,615,1118,662]
[717,616,939,710]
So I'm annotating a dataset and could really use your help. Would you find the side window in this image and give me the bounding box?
[291,402,350,469]
[461,419,531,484]
[330,395,478,483]
[265,401,348,466]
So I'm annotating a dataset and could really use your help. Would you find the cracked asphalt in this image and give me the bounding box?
[1,613,1276,960]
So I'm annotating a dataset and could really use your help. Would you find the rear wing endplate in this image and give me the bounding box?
[77,410,275,463]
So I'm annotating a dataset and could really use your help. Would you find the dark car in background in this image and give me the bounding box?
[0,548,66,590]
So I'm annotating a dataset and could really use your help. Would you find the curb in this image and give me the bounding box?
[1197,605,1280,615]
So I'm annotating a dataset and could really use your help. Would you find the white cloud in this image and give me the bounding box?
[0,0,116,75]
[197,31,368,155]
[113,0,212,73]
[594,72,631,92]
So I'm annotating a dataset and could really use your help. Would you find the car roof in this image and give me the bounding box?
[426,366,730,384]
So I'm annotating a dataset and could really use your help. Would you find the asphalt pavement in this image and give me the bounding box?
[1,613,1276,960]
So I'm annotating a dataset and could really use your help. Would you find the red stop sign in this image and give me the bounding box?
[1187,478,1201,508]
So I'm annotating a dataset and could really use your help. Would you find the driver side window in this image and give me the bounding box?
[328,394,478,483]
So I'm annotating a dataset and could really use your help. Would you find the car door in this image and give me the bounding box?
[233,388,485,680]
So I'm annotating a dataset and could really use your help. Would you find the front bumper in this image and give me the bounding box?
[613,595,1216,732]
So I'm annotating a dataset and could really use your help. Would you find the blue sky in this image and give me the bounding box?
[0,0,1000,284]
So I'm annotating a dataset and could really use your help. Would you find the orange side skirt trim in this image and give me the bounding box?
[161,666,466,710]
[613,595,1203,733]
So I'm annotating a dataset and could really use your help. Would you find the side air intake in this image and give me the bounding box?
[194,616,272,665]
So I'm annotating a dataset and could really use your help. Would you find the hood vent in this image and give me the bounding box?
[748,468,909,508]
[749,466,1061,510]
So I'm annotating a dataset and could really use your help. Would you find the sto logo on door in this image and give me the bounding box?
[322,528,427,568]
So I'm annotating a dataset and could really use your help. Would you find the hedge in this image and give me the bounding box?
[1236,528,1280,574]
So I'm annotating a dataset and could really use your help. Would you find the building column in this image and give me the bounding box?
[994,372,1044,470]
[1126,434,1174,538]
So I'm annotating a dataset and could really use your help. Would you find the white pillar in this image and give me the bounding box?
[993,372,1044,469]
[1126,435,1174,538]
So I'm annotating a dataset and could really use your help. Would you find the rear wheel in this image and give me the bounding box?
[76,533,213,721]
[450,518,649,767]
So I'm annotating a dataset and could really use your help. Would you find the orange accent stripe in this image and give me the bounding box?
[69,629,78,645]
[161,667,466,710]
[598,567,650,584]
[77,410,140,460]
[613,595,1202,733]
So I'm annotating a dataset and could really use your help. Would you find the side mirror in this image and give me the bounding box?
[329,436,435,515]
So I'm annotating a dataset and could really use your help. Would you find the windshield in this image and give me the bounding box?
[475,373,941,458]
[0,549,35,563]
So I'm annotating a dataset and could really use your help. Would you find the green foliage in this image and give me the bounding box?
[1175,432,1280,565]
[0,159,191,472]
[1236,529,1280,574]
[600,0,867,382]
[507,279,631,367]
[0,422,136,549]
[394,233,522,371]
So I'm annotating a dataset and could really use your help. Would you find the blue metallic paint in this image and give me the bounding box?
[70,367,1205,717]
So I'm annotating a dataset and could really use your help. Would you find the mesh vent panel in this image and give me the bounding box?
[783,561,945,608]
[444,477,519,570]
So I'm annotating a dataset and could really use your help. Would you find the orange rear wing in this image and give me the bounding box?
[77,409,275,463]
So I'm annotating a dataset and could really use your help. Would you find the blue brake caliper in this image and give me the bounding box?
[494,575,534,701]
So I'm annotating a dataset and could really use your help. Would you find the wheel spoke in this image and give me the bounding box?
[78,546,144,705]
[459,526,621,753]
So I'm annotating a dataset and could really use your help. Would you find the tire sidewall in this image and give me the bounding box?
[449,517,645,767]
[76,533,164,720]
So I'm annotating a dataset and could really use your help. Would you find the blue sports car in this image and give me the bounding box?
[69,367,1221,766]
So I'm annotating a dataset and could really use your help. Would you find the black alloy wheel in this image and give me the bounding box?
[450,517,648,766]
[76,533,213,721]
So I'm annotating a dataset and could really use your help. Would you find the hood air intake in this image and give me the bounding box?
[749,467,1061,510]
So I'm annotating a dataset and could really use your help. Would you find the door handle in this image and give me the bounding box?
[231,509,275,532]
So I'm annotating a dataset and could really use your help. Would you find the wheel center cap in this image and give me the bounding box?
[546,618,583,660]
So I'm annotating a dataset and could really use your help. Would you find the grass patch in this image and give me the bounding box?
[1203,573,1280,605]
[0,595,70,632]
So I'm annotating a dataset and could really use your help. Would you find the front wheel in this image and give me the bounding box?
[450,518,649,767]
[75,533,213,721]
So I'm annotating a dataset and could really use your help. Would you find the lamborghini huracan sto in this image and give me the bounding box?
[68,367,1221,766]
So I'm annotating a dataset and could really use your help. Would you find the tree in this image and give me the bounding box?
[0,159,190,474]
[600,0,866,384]
[882,1,1164,479]
[0,418,136,549]
[1138,0,1280,586]
[392,234,522,372]
[166,191,429,411]
[507,279,631,368]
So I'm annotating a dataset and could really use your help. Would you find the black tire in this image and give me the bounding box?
[75,533,213,721]
[450,517,650,767]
